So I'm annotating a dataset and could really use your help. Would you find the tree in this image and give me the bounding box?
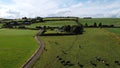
[22,17,27,20]
[98,22,102,27]
[64,25,71,32]
[11,21,19,26]
[31,19,36,23]
[36,16,44,22]
[110,24,114,27]
[93,22,97,27]
[85,23,88,27]
[2,22,13,28]
[43,26,47,32]
[72,25,83,34]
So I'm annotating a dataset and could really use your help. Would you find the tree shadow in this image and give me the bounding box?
[41,33,83,36]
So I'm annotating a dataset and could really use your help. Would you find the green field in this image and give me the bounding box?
[0,29,38,68]
[27,21,77,28]
[26,18,120,28]
[79,18,120,26]
[106,28,120,36]
[0,24,3,28]
[32,28,120,68]
[0,18,120,68]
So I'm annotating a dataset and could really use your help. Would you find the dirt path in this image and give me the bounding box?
[22,30,44,68]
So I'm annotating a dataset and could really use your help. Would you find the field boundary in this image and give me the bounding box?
[103,29,120,42]
[21,30,44,68]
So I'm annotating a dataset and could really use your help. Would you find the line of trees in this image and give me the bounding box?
[84,22,115,28]
[39,24,84,35]
[62,25,84,34]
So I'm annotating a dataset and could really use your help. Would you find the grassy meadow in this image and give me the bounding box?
[0,29,38,68]
[0,18,120,68]
[27,21,77,28]
[79,18,120,26]
[26,18,120,28]
[106,28,120,36]
[32,28,120,68]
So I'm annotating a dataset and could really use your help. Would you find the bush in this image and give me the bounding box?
[72,25,84,34]
[36,26,42,29]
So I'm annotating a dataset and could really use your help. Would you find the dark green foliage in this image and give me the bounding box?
[85,23,88,27]
[31,19,37,23]
[36,26,42,29]
[64,25,71,32]
[98,22,102,27]
[2,22,13,28]
[36,17,44,22]
[43,26,47,31]
[94,22,97,27]
[72,25,84,34]
[22,17,27,20]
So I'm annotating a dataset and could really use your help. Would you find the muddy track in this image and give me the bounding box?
[22,30,44,68]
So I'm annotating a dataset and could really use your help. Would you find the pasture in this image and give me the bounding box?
[26,18,120,29]
[0,18,120,68]
[79,18,120,26]
[26,21,77,28]
[32,28,120,68]
[0,29,38,68]
[106,28,120,36]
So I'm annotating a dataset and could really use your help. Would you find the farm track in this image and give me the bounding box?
[22,30,44,68]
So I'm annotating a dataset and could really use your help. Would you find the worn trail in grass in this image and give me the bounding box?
[32,28,120,68]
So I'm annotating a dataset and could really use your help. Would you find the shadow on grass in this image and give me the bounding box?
[41,33,83,36]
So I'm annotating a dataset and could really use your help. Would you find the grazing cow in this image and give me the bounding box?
[115,61,119,64]
[44,47,47,51]
[63,63,68,66]
[115,61,120,65]
[105,63,110,66]
[90,61,97,67]
[102,60,105,63]
[78,62,83,68]
[62,51,67,55]
[58,58,62,60]
[68,63,75,66]
[66,61,70,64]
[56,56,59,58]
[95,56,101,61]
[61,60,65,64]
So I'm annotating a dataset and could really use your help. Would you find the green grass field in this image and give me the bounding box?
[26,21,77,28]
[0,18,120,68]
[32,28,120,68]
[79,18,120,26]
[106,28,120,36]
[27,18,120,28]
[0,24,3,28]
[0,29,38,68]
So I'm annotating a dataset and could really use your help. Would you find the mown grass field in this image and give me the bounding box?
[27,21,77,28]
[0,29,38,68]
[32,28,120,68]
[106,28,120,36]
